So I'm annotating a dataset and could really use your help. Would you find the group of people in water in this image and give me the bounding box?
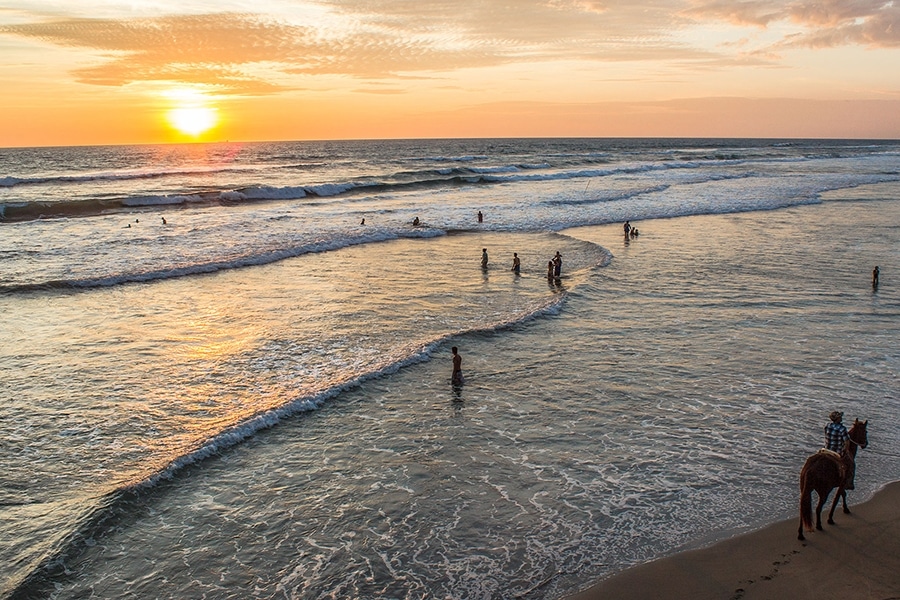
[480,247,564,280]
[482,219,641,281]
[624,220,640,239]
[125,216,167,228]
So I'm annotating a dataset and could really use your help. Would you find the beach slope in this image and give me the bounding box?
[566,481,900,600]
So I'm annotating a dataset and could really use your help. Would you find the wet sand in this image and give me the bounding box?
[565,481,900,600]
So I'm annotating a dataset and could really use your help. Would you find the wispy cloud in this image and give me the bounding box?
[1,0,897,97]
[684,0,900,48]
[1,13,307,93]
[0,2,704,93]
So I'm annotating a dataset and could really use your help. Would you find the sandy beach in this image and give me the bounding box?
[566,481,900,600]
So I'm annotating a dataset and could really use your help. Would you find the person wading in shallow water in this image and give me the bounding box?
[451,346,463,385]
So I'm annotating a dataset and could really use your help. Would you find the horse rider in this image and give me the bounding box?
[824,410,859,489]
[824,410,849,453]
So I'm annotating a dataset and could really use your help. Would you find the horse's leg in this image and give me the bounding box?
[798,478,812,541]
[841,489,850,514]
[815,490,828,530]
[828,487,846,524]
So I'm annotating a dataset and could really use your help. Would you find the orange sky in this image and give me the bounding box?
[1,1,899,146]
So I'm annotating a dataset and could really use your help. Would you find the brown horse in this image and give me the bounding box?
[797,418,868,540]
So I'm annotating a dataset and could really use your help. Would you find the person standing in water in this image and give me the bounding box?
[451,346,463,385]
[512,253,520,274]
[477,211,483,223]
[873,266,880,289]
[552,252,562,277]
[481,248,489,269]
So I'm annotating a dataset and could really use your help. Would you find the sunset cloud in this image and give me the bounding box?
[684,0,900,48]
[0,0,898,144]
[0,3,708,94]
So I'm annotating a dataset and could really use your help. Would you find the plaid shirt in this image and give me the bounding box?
[825,422,849,452]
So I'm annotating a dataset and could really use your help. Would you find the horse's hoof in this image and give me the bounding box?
[843,508,851,514]
[816,524,823,530]
[798,533,805,541]
[827,518,835,525]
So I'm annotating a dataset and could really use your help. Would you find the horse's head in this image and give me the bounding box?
[849,419,868,450]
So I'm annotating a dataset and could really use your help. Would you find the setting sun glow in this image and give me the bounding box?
[167,105,218,137]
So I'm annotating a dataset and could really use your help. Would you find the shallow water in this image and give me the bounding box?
[7,190,899,600]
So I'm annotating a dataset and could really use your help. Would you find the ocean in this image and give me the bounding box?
[1,138,898,599]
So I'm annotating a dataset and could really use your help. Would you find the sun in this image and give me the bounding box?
[168,105,218,137]
[163,88,220,138]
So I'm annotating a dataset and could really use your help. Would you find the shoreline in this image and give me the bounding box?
[564,481,900,600]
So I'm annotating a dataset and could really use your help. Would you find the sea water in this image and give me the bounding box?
[1,139,898,599]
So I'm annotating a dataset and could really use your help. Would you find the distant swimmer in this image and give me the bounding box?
[161,217,167,225]
[412,217,420,226]
[477,210,483,223]
[547,260,555,280]
[135,218,140,223]
[512,252,520,274]
[553,251,562,277]
[873,266,880,289]
[451,346,464,385]
[624,220,631,237]
[360,218,366,225]
[481,248,489,269]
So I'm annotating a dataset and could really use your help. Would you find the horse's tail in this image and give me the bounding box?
[799,465,814,533]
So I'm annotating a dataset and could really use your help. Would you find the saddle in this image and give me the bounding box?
[816,448,855,489]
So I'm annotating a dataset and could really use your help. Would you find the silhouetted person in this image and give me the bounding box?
[481,248,489,269]
[873,266,880,289]
[451,346,463,385]
[477,211,483,223]
[512,252,520,274]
